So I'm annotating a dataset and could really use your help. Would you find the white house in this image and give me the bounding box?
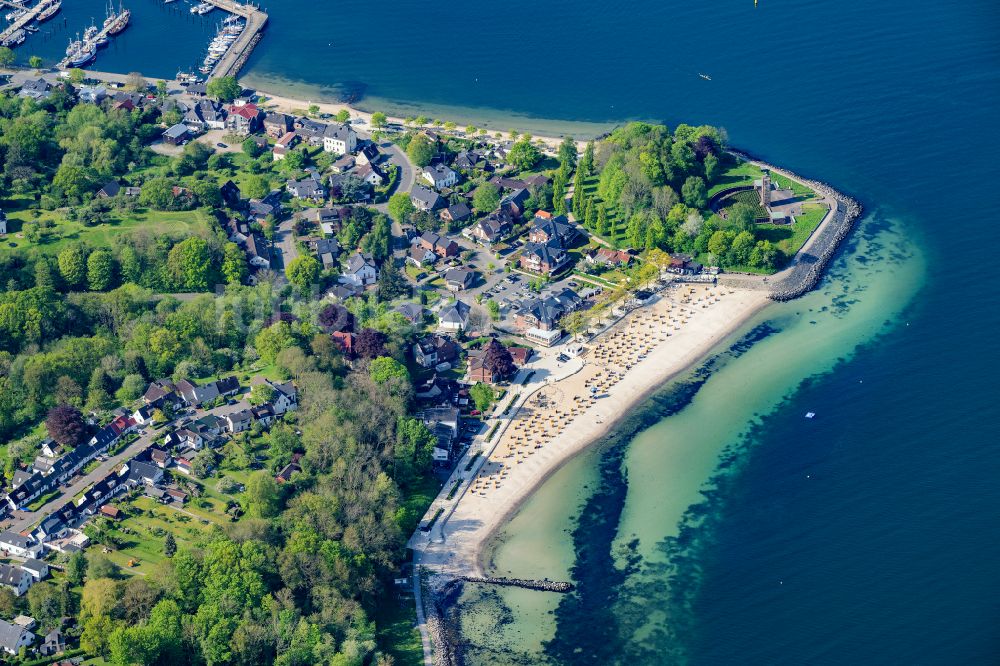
[0,564,32,597]
[0,531,43,559]
[0,619,34,654]
[323,123,358,155]
[422,164,458,189]
[438,300,471,332]
[338,252,378,287]
[19,559,48,582]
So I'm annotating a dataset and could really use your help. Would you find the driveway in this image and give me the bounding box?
[271,218,298,278]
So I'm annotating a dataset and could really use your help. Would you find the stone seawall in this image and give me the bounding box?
[729,149,863,302]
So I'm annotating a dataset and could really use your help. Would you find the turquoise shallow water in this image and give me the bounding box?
[19,0,1000,661]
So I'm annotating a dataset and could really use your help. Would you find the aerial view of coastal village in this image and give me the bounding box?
[0,0,993,664]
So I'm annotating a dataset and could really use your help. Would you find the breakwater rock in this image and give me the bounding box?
[729,149,863,302]
[459,575,575,592]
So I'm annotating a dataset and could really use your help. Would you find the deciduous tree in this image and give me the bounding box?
[46,403,86,446]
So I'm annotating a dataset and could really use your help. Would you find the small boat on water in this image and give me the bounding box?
[105,4,130,36]
[66,40,96,67]
[191,3,213,15]
[4,9,26,21]
[0,29,26,47]
[698,73,712,81]
[36,0,62,23]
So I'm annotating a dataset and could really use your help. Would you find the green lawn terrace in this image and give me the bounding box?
[0,194,215,255]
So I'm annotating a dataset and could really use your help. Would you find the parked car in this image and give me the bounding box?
[217,143,228,148]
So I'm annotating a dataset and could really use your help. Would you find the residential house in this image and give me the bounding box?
[416,231,459,258]
[355,163,386,187]
[251,377,298,414]
[0,619,34,654]
[220,180,242,207]
[438,300,471,332]
[500,188,531,218]
[294,117,328,146]
[276,462,301,483]
[528,215,578,247]
[331,154,356,173]
[519,240,569,274]
[244,232,272,268]
[263,112,293,138]
[78,85,107,104]
[184,99,226,131]
[164,427,204,452]
[339,252,378,287]
[96,181,121,199]
[131,405,154,426]
[18,560,47,583]
[226,410,253,433]
[465,211,513,245]
[407,245,437,267]
[150,448,172,469]
[272,131,300,160]
[251,404,275,426]
[0,532,42,559]
[248,191,281,223]
[586,247,632,267]
[414,335,462,369]
[454,150,485,172]
[666,253,703,275]
[39,629,65,657]
[323,123,357,155]
[410,185,444,211]
[301,207,347,235]
[310,237,341,269]
[396,303,425,325]
[100,505,122,520]
[445,268,476,291]
[422,163,458,189]
[162,123,190,145]
[226,103,262,136]
[356,143,380,165]
[18,78,50,101]
[0,565,32,596]
[440,202,472,225]
[126,461,163,487]
[331,331,355,358]
[468,338,516,383]
[175,458,193,475]
[143,379,179,406]
[287,177,326,201]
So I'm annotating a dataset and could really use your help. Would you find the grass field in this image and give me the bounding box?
[0,197,215,255]
[756,202,831,266]
[707,161,765,197]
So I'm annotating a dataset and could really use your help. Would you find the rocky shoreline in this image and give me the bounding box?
[728,149,864,302]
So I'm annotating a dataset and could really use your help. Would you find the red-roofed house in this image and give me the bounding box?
[226,103,262,136]
[331,331,355,358]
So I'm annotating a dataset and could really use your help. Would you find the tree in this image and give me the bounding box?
[558,136,577,169]
[369,356,409,384]
[704,154,721,183]
[749,240,778,269]
[125,71,147,91]
[28,55,42,70]
[595,204,608,236]
[244,471,280,518]
[728,201,757,234]
[242,137,260,158]
[487,300,500,321]
[481,339,515,380]
[66,550,88,586]
[58,245,88,289]
[167,237,212,290]
[584,198,596,230]
[318,303,352,331]
[28,582,63,627]
[387,192,415,224]
[242,173,269,200]
[508,139,542,171]
[88,552,121,579]
[248,383,275,406]
[406,133,435,167]
[681,175,707,208]
[46,404,86,447]
[469,383,494,412]
[472,182,500,212]
[285,255,321,291]
[206,75,242,102]
[163,533,176,557]
[707,229,732,257]
[0,47,14,68]
[307,104,320,117]
[355,328,386,359]
[371,111,387,129]
[362,215,392,263]
[254,321,294,364]
[376,260,408,301]
[221,242,247,285]
[335,109,350,123]
[87,248,115,291]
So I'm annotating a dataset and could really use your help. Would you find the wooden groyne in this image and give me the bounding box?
[728,149,863,302]
[204,0,268,79]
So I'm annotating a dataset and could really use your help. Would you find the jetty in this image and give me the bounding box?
[202,0,268,78]
[0,0,58,48]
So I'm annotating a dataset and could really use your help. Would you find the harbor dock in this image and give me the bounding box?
[0,0,58,48]
[202,0,268,78]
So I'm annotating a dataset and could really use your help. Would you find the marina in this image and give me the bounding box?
[0,0,61,48]
[197,0,267,78]
[56,2,129,69]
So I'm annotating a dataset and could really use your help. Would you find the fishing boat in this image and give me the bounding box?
[66,41,96,67]
[190,3,213,15]
[4,9,25,21]
[36,0,62,23]
[0,29,26,47]
[105,4,129,36]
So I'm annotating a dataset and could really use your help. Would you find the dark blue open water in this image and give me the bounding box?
[18,0,1000,662]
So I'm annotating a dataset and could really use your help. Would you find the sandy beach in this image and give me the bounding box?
[413,284,770,584]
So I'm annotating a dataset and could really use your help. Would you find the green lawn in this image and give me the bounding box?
[755,202,831,266]
[375,586,425,666]
[0,199,215,255]
[707,161,765,197]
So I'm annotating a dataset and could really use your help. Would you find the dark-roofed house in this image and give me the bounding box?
[96,181,121,199]
[438,300,471,332]
[356,143,380,165]
[0,564,32,596]
[397,303,425,324]
[162,123,190,145]
[339,252,378,287]
[226,410,253,433]
[465,212,513,245]
[410,185,444,211]
[126,461,163,487]
[323,123,358,155]
[264,112,293,138]
[184,99,227,131]
[445,268,476,291]
[19,559,48,582]
[0,618,33,654]
[276,462,301,483]
[18,78,50,101]
[39,628,65,657]
[529,215,578,247]
[422,163,458,189]
[416,231,459,258]
[287,176,326,201]
[311,237,341,269]
[501,188,531,218]
[468,338,516,383]
[519,240,569,275]
[220,180,242,207]
[440,202,472,225]
[414,334,462,369]
[0,531,42,559]
[408,245,437,267]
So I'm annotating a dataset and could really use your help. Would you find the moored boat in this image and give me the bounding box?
[36,0,62,23]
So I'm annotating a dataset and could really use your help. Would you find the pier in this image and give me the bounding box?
[202,0,268,79]
[0,0,57,47]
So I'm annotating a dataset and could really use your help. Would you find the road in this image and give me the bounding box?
[272,217,298,278]
[4,398,253,534]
